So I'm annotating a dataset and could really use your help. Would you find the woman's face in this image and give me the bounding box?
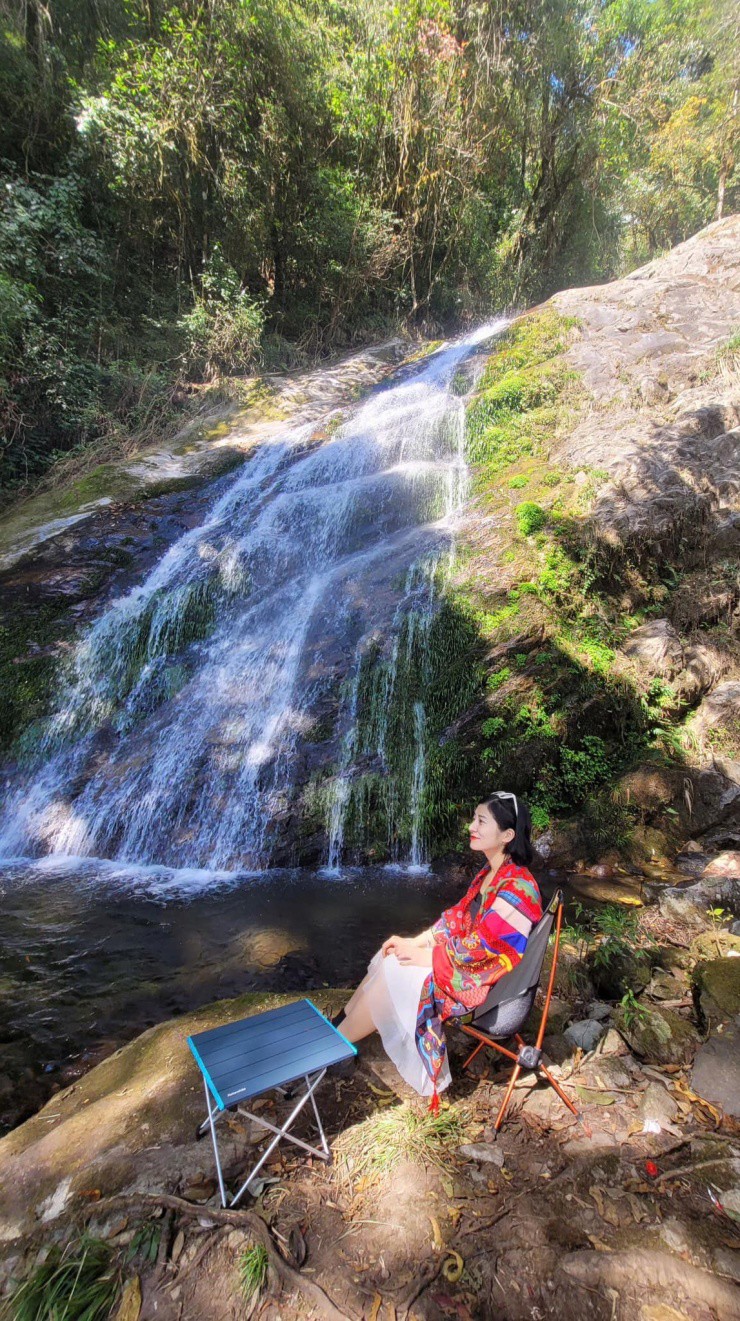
[468,802,514,854]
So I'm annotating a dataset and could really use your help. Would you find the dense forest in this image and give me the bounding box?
[0,0,737,493]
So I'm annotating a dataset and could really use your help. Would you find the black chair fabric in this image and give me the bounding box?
[468,889,561,1035]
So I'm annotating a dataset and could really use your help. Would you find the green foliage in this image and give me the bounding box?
[508,474,529,489]
[4,1236,119,1321]
[515,502,547,536]
[3,3,731,494]
[619,987,648,1028]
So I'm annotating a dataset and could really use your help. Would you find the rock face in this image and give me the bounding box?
[620,620,684,679]
[691,1015,740,1119]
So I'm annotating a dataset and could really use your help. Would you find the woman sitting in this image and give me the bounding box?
[335,792,542,1109]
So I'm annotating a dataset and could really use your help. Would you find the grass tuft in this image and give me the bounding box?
[3,1236,119,1321]
[239,1243,268,1302]
[333,1099,469,1195]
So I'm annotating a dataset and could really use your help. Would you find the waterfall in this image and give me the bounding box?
[0,318,508,871]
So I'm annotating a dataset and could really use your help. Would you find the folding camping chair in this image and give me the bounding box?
[458,889,579,1132]
[188,998,356,1208]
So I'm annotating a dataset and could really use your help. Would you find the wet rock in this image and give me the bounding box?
[694,958,740,1025]
[614,1004,700,1066]
[564,1019,606,1053]
[691,1016,740,1118]
[620,620,684,679]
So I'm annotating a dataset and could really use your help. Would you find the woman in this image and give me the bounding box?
[335,792,542,1110]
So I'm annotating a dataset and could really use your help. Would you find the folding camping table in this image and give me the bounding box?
[188,998,356,1208]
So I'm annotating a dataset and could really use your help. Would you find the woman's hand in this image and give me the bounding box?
[382,934,403,957]
[390,938,433,967]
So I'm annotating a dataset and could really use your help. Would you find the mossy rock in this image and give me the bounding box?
[614,1004,700,1066]
[690,931,740,961]
[693,957,740,1026]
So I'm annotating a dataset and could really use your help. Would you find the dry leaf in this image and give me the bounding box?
[368,1293,383,1321]
[429,1215,444,1252]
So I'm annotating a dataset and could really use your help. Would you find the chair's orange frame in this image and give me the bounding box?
[458,898,580,1132]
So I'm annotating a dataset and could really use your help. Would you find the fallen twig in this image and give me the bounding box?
[656,1157,740,1185]
[397,1261,443,1317]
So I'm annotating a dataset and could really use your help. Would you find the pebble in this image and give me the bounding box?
[457,1142,505,1167]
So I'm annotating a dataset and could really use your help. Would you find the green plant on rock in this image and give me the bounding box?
[619,988,648,1029]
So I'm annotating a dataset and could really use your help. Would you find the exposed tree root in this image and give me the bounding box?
[561,1249,740,1319]
[89,1192,352,1320]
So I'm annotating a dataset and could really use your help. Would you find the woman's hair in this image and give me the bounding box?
[483,793,533,868]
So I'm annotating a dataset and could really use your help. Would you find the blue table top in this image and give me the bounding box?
[188,998,356,1109]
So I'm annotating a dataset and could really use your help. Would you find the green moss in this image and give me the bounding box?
[0,603,74,755]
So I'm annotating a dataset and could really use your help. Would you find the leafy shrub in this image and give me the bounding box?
[508,474,529,488]
[515,501,547,535]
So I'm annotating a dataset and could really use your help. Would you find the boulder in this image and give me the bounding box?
[691,1015,740,1118]
[693,958,740,1025]
[620,620,684,679]
[638,1080,680,1132]
[675,642,728,704]
[657,875,740,929]
[614,1004,700,1066]
[646,967,688,1001]
[704,851,740,879]
[564,1019,606,1053]
[0,988,349,1246]
[691,930,740,960]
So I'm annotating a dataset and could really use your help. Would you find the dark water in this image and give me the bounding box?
[1,855,495,1131]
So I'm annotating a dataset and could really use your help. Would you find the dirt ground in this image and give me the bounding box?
[87,1014,740,1321]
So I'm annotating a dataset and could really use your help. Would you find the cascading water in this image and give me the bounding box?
[0,319,508,872]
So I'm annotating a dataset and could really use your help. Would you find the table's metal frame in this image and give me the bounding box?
[197,1067,331,1209]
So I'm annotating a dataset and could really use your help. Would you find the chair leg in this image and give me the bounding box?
[462,1040,486,1071]
[538,1060,579,1117]
[494,1060,522,1131]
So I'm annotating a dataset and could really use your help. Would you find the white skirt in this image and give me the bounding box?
[344,950,452,1097]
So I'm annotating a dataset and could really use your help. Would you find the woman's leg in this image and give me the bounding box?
[336,985,377,1044]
